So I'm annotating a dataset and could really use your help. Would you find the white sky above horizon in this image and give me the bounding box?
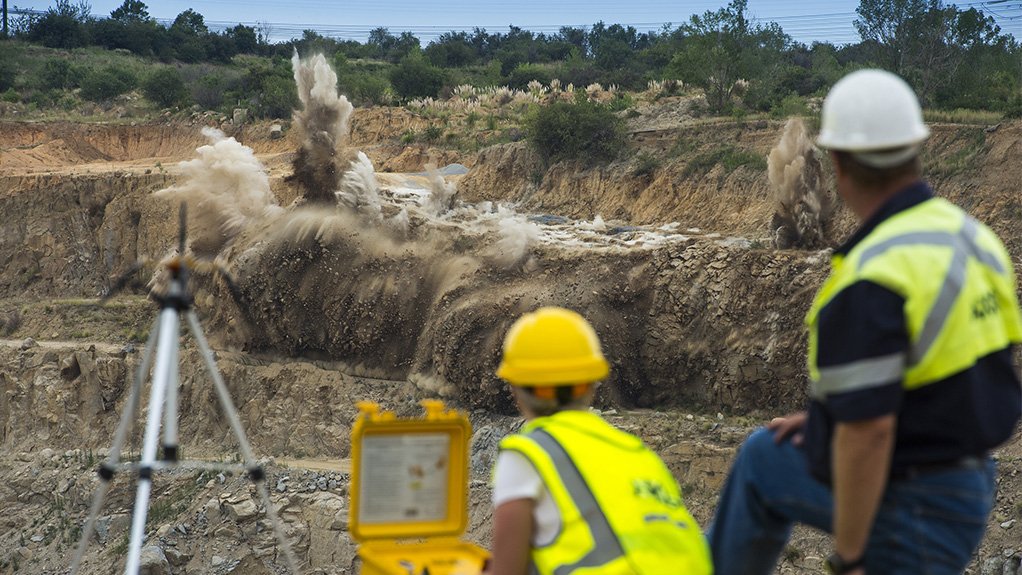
[11,0,1022,46]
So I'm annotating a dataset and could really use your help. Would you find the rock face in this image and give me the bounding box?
[458,142,543,205]
[138,546,171,575]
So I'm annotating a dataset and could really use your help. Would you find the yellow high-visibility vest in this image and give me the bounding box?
[807,197,1022,396]
[499,410,713,575]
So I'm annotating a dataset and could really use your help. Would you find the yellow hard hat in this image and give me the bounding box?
[496,307,610,387]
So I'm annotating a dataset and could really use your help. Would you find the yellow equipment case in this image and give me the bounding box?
[349,400,489,575]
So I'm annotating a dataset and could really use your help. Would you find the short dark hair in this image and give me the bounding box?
[833,151,921,188]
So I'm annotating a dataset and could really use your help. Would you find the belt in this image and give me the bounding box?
[890,455,986,481]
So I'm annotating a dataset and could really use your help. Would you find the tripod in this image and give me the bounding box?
[70,205,299,575]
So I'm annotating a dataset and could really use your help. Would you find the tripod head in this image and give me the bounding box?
[101,202,242,307]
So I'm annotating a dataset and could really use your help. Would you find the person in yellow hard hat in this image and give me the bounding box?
[485,307,712,575]
[708,69,1022,575]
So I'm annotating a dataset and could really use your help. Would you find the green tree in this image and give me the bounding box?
[256,74,298,118]
[90,16,164,56]
[526,97,625,164]
[80,67,136,101]
[27,0,92,49]
[39,58,84,89]
[110,0,149,21]
[669,0,789,113]
[168,9,210,62]
[425,31,478,67]
[171,9,207,35]
[368,27,397,59]
[226,24,259,54]
[237,59,299,118]
[854,0,927,73]
[389,51,447,100]
[341,72,391,106]
[143,68,189,108]
[855,0,1005,105]
[506,63,552,89]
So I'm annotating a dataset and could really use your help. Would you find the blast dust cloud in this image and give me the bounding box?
[155,127,282,258]
[767,118,833,249]
[154,51,736,307]
[290,51,354,204]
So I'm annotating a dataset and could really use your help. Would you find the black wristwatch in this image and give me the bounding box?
[825,552,865,574]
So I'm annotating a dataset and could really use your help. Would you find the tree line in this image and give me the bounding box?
[6,0,1021,115]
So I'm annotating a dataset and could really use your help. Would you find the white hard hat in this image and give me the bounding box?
[817,69,930,168]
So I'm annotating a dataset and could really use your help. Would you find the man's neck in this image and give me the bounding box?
[849,176,922,222]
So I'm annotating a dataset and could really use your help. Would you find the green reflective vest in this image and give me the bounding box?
[807,197,1022,396]
[499,411,712,575]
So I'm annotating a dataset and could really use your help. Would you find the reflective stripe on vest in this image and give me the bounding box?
[528,429,626,575]
[808,198,1022,397]
[855,216,1006,366]
[498,411,713,575]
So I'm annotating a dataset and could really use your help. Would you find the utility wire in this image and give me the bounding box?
[9,2,1019,43]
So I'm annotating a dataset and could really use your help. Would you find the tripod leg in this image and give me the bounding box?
[162,320,181,462]
[69,314,161,575]
[186,311,301,574]
[125,307,179,575]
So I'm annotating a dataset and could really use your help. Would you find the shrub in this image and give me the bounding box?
[607,93,634,112]
[235,60,299,118]
[770,94,809,119]
[390,52,447,100]
[27,12,87,49]
[143,68,190,108]
[79,67,136,102]
[506,63,552,90]
[255,74,299,118]
[683,144,766,177]
[339,71,391,106]
[0,59,16,92]
[191,75,226,110]
[39,58,84,90]
[526,99,626,164]
[423,125,443,142]
[29,89,59,107]
[632,151,660,178]
[1004,95,1022,120]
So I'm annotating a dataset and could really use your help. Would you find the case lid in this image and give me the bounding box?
[349,400,472,543]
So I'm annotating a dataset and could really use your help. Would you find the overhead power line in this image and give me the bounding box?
[9,2,1020,44]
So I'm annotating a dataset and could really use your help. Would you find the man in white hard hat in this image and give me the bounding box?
[708,69,1022,575]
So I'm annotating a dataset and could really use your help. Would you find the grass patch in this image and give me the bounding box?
[148,477,203,527]
[632,151,661,178]
[668,135,697,158]
[683,144,766,177]
[925,127,986,179]
[924,108,1002,125]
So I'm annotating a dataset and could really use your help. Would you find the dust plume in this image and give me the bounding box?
[389,207,410,237]
[290,51,354,204]
[490,207,540,267]
[423,165,457,216]
[155,127,281,257]
[336,152,382,222]
[767,118,832,249]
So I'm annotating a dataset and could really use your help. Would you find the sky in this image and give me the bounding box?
[12,0,1022,45]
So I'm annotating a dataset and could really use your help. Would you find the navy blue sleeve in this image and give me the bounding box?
[817,280,908,421]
